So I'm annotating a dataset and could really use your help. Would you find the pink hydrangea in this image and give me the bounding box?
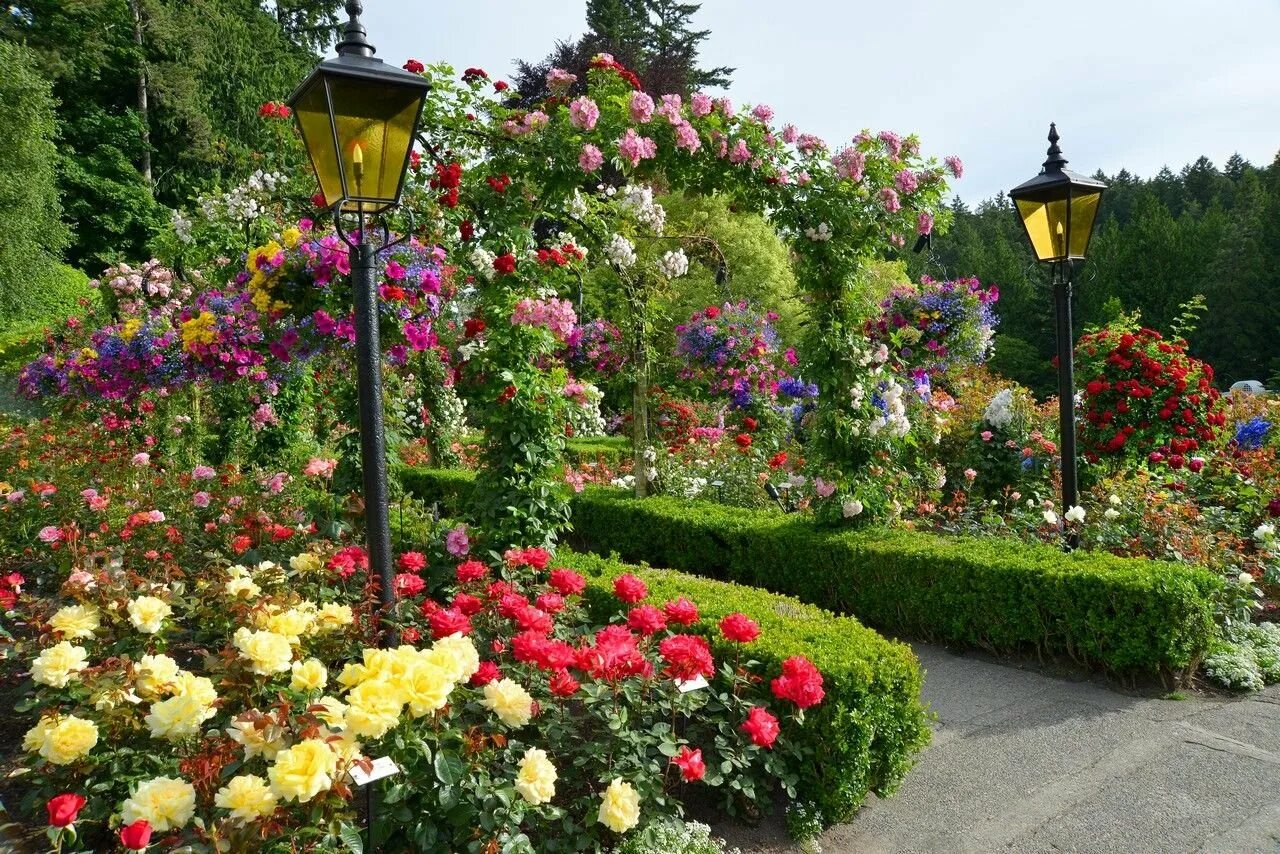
[568,96,599,131]
[616,129,657,168]
[579,143,604,172]
[879,187,902,212]
[690,92,714,117]
[629,91,655,123]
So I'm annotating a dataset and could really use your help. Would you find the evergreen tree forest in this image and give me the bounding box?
[908,154,1280,393]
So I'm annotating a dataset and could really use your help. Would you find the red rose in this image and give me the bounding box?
[456,559,489,584]
[498,384,518,404]
[734,433,753,449]
[120,820,153,850]
[671,746,706,782]
[494,80,509,92]
[768,451,788,469]
[403,58,425,73]
[515,604,554,634]
[311,191,328,208]
[663,597,700,626]
[770,655,826,709]
[743,417,758,432]
[498,593,529,620]
[230,534,253,554]
[393,572,426,598]
[535,592,565,614]
[627,604,668,636]
[548,668,579,697]
[429,607,472,639]
[462,67,489,81]
[463,317,486,338]
[452,592,484,616]
[459,220,475,241]
[705,305,721,319]
[46,793,86,828]
[613,573,648,603]
[512,630,550,664]
[658,633,715,681]
[400,627,421,644]
[1188,458,1205,473]
[740,706,780,749]
[493,253,517,275]
[719,612,760,644]
[548,568,586,596]
[397,551,427,573]
[470,660,501,686]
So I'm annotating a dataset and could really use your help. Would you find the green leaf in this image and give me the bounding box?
[338,822,364,853]
[433,751,465,786]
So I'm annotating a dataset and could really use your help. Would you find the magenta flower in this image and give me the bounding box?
[445,525,470,557]
[917,211,935,235]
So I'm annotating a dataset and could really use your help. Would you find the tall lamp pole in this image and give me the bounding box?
[287,1,430,615]
[1010,124,1106,549]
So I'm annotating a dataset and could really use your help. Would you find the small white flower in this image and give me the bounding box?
[1103,508,1121,520]
[1042,510,1059,525]
[1239,572,1255,585]
[603,234,636,269]
[1254,523,1276,541]
[1108,494,1121,507]
[804,222,832,241]
[1064,505,1086,524]
[842,499,864,518]
[657,249,689,279]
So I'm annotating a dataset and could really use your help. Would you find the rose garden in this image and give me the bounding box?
[1,2,1279,852]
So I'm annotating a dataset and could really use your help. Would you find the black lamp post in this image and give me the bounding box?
[1010,124,1106,549]
[288,1,429,616]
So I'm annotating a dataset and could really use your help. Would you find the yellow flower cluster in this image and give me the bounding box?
[337,637,479,740]
[215,773,279,822]
[49,604,101,640]
[31,641,89,688]
[122,776,197,832]
[289,552,326,574]
[232,627,295,675]
[180,311,218,352]
[482,678,534,728]
[597,778,641,833]
[246,240,289,313]
[119,317,144,342]
[515,748,557,806]
[23,714,99,765]
[127,595,171,634]
[144,672,218,741]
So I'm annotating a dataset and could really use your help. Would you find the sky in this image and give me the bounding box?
[352,0,1280,203]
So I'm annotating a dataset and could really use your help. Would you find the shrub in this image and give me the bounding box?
[560,549,929,826]
[402,467,1221,677]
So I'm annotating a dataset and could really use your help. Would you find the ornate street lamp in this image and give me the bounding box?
[288,1,429,614]
[1010,123,1106,549]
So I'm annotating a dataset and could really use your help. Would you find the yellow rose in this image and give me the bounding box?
[482,678,534,728]
[429,634,480,684]
[233,627,294,675]
[314,602,354,631]
[399,659,453,718]
[134,654,181,698]
[597,777,640,833]
[290,658,328,693]
[228,712,288,761]
[343,679,404,739]
[122,776,197,832]
[214,773,279,822]
[145,692,216,740]
[289,553,325,574]
[31,641,89,688]
[225,576,261,600]
[323,727,364,763]
[268,738,338,803]
[127,596,172,634]
[172,672,218,706]
[312,695,347,728]
[49,604,101,640]
[26,715,98,765]
[514,748,557,806]
[266,608,312,643]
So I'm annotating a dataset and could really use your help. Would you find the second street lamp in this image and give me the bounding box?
[1010,123,1106,549]
[288,1,429,620]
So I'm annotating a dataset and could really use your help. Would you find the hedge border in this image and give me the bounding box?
[560,549,930,824]
[401,467,1221,676]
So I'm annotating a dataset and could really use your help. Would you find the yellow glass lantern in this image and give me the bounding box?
[1010,124,1107,262]
[287,2,430,214]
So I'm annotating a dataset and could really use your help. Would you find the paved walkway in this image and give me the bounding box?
[716,643,1280,853]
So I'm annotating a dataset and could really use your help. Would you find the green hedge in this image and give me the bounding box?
[401,467,1221,676]
[560,549,929,824]
[564,436,630,467]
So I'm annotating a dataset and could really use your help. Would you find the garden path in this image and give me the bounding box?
[714,643,1280,853]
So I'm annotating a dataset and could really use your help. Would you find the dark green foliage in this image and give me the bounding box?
[560,549,930,824]
[911,153,1280,388]
[0,40,73,327]
[402,467,1221,676]
[564,435,630,467]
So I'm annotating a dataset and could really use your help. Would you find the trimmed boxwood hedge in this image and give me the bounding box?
[564,436,630,467]
[400,467,1221,676]
[560,549,929,825]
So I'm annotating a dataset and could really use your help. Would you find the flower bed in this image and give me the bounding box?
[401,467,1221,677]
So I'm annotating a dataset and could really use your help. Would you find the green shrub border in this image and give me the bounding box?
[401,467,1221,677]
[560,549,930,824]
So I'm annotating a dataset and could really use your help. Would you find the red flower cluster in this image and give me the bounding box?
[578,625,653,681]
[429,606,471,638]
[403,59,425,73]
[328,545,369,579]
[627,604,667,635]
[548,568,586,596]
[492,253,517,276]
[0,571,22,610]
[587,53,642,90]
[535,244,585,267]
[497,384,518,404]
[503,547,551,570]
[720,612,760,644]
[1077,326,1224,462]
[462,67,490,82]
[486,174,512,194]
[397,551,426,572]
[770,655,825,708]
[463,317,486,338]
[431,162,463,208]
[258,101,292,119]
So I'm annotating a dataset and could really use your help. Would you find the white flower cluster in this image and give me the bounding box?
[983,389,1015,429]
[171,210,193,244]
[469,245,497,280]
[199,170,286,224]
[867,380,910,438]
[804,222,832,241]
[566,384,607,437]
[617,185,665,234]
[604,234,637,269]
[657,249,689,279]
[567,189,589,220]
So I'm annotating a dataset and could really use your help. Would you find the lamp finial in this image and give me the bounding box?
[336,0,375,58]
[1043,122,1068,172]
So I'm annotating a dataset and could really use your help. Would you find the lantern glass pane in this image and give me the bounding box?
[1015,196,1069,262]
[328,76,422,209]
[1069,190,1102,258]
[294,81,343,207]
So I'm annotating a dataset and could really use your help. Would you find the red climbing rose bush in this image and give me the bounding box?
[1076,321,1224,465]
